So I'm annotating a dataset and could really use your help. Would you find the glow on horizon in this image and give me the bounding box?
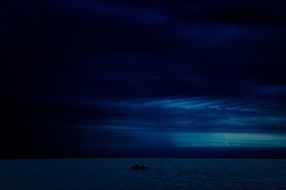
[172,132,286,148]
[83,97,286,149]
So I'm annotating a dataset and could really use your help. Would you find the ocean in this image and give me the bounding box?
[0,158,285,190]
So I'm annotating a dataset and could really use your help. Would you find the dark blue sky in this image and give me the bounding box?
[2,0,286,158]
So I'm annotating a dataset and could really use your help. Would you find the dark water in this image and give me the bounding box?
[0,159,286,190]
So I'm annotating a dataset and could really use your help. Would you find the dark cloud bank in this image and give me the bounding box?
[2,0,286,158]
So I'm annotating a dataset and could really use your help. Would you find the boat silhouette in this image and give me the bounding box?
[130,162,148,170]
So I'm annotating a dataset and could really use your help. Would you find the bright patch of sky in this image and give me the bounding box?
[172,132,286,147]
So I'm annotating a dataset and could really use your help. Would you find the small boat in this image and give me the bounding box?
[130,162,148,170]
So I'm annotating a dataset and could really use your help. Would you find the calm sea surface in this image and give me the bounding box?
[0,159,286,190]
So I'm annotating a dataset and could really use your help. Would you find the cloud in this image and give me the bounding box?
[2,0,286,156]
[81,97,286,134]
[254,85,286,97]
[74,96,286,150]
